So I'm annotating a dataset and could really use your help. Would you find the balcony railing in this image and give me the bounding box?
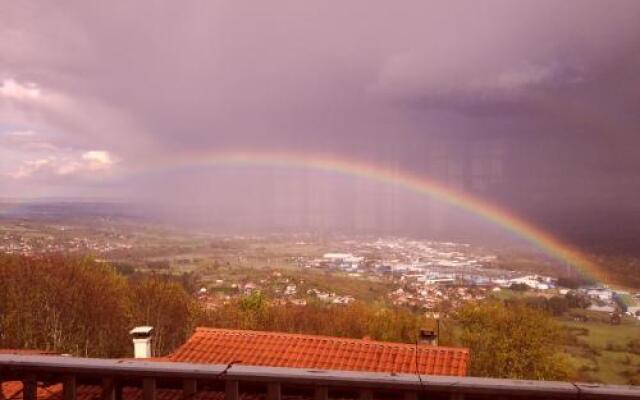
[1,355,640,400]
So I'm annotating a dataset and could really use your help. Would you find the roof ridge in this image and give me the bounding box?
[192,327,468,353]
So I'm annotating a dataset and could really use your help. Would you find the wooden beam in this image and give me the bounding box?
[143,378,157,400]
[314,386,328,400]
[63,375,77,400]
[102,377,116,400]
[183,379,197,400]
[267,382,281,400]
[225,380,239,400]
[22,375,36,400]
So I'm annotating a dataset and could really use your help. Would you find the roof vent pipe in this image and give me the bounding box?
[418,329,438,346]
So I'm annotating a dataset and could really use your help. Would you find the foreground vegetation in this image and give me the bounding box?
[1,254,639,384]
[0,254,193,357]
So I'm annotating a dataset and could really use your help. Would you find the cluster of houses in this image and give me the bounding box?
[301,252,365,271]
[194,271,357,309]
[576,287,640,318]
[306,288,356,304]
[388,272,556,311]
[493,275,555,290]
[388,285,489,309]
[0,231,133,256]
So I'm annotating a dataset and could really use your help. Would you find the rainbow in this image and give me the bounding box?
[160,149,611,285]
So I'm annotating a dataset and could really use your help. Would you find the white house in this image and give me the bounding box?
[584,288,614,301]
[507,275,550,290]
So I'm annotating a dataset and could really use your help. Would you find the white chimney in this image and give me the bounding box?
[129,326,154,358]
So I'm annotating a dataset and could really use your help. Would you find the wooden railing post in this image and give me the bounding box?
[358,389,373,400]
[225,380,239,400]
[314,386,329,400]
[267,383,281,400]
[183,379,197,400]
[22,374,37,400]
[143,378,157,400]
[115,382,123,400]
[404,391,417,400]
[102,378,116,400]
[63,375,77,400]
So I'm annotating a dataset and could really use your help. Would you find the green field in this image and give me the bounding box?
[561,315,640,384]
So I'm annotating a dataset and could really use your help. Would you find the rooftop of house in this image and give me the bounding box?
[1,328,469,400]
[166,327,469,377]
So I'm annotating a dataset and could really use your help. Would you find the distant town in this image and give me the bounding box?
[2,219,638,321]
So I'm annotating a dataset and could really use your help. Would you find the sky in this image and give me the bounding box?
[1,1,640,242]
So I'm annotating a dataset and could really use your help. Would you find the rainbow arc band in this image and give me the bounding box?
[167,150,611,286]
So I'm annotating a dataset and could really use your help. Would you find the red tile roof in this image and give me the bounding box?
[2,381,44,399]
[168,328,469,377]
[0,329,468,400]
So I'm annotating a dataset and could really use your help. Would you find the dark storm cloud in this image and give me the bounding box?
[1,0,640,238]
